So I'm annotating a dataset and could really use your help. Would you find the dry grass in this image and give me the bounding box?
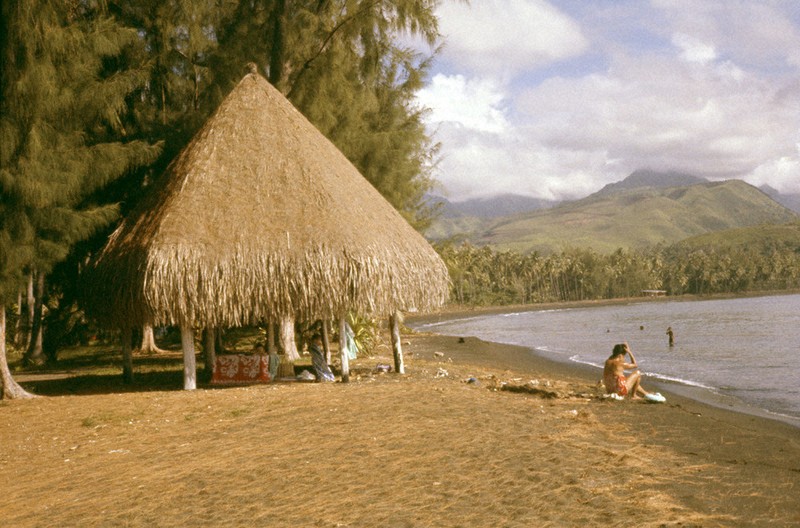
[2,332,797,527]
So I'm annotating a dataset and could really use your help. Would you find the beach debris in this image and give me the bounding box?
[435,368,449,378]
[297,370,315,381]
[374,364,392,373]
[464,377,480,386]
[644,392,666,403]
[433,351,444,358]
[500,381,558,399]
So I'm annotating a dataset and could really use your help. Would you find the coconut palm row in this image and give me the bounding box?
[435,238,800,307]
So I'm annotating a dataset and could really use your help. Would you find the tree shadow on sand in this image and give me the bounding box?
[14,344,215,396]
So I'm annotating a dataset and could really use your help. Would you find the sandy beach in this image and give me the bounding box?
[1,324,799,526]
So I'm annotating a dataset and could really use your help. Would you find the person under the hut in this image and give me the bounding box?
[309,332,335,382]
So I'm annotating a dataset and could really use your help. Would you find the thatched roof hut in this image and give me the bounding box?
[87,71,449,331]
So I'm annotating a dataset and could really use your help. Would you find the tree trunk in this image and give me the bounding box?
[266,322,276,355]
[23,271,45,366]
[203,326,216,376]
[279,315,299,362]
[215,327,225,354]
[121,325,133,384]
[390,311,405,374]
[22,272,34,350]
[1,305,36,399]
[339,316,349,383]
[139,323,164,354]
[268,0,287,88]
[181,325,197,390]
[13,288,24,348]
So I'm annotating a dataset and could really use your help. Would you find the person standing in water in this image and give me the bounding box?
[666,326,675,347]
[603,343,661,400]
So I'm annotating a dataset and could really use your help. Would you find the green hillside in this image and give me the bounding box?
[675,220,800,250]
[471,180,798,254]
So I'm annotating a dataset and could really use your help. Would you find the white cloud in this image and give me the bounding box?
[415,74,510,134]
[750,146,800,194]
[516,53,800,184]
[436,0,589,76]
[420,1,800,201]
[672,33,716,64]
[653,0,800,71]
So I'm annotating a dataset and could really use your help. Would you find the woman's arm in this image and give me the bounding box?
[626,348,638,369]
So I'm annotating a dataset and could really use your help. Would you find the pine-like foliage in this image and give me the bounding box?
[282,2,441,229]
[0,0,161,286]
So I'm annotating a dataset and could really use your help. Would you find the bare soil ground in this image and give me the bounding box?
[1,331,799,527]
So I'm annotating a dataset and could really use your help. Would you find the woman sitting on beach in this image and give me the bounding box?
[603,343,662,401]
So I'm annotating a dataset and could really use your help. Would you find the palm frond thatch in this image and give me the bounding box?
[86,71,449,328]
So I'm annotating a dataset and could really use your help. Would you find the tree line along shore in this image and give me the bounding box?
[434,231,800,307]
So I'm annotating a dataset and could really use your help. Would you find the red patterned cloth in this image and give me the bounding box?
[211,354,271,385]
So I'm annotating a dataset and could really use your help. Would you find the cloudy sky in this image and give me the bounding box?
[413,0,800,202]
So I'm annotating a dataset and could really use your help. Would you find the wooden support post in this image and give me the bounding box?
[322,319,331,365]
[121,325,134,384]
[181,325,197,390]
[279,316,299,362]
[339,316,350,383]
[266,322,276,355]
[390,311,405,374]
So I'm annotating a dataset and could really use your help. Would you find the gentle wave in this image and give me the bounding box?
[412,294,800,424]
[564,355,716,390]
[415,316,486,329]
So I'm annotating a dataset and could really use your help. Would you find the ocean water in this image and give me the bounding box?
[412,294,800,427]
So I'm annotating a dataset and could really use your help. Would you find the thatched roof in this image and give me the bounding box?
[87,71,449,328]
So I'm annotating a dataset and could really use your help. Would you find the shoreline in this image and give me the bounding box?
[399,331,800,523]
[410,289,800,323]
[407,293,800,430]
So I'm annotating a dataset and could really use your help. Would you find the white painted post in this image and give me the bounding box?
[181,325,197,390]
[279,315,299,362]
[322,319,331,365]
[339,316,350,383]
[390,311,405,374]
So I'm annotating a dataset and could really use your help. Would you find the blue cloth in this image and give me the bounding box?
[309,343,334,382]
[344,323,358,360]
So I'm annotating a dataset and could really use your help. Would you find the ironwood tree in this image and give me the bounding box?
[0,0,159,382]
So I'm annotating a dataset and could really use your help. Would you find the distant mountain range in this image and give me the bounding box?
[589,169,706,197]
[429,193,558,219]
[426,170,800,254]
